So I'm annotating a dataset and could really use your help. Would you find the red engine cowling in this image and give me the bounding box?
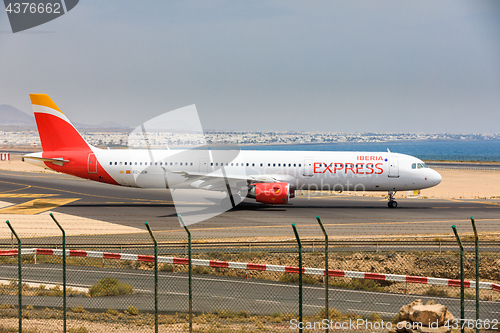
[249,182,292,204]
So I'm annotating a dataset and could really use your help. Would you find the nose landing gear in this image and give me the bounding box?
[387,191,397,208]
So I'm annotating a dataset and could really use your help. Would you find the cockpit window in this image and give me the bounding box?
[417,163,423,169]
[412,163,416,169]
[423,163,429,168]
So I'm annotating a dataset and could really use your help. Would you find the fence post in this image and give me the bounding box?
[470,217,479,332]
[292,224,303,333]
[145,222,158,333]
[178,214,193,333]
[452,225,465,333]
[6,220,22,333]
[50,213,67,333]
[316,216,329,333]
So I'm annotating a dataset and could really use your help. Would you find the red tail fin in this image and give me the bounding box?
[30,94,90,152]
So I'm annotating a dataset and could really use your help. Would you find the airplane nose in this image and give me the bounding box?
[431,170,442,185]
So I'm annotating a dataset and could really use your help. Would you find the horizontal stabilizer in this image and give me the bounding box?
[23,155,69,167]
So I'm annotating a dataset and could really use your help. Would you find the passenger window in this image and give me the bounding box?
[246,163,249,166]
[252,163,255,167]
[294,164,296,167]
[139,162,142,165]
[160,162,163,166]
[260,163,263,167]
[109,162,112,165]
[273,163,276,167]
[268,163,270,167]
[191,163,193,166]
[299,164,301,167]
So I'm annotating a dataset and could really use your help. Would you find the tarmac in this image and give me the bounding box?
[0,166,499,243]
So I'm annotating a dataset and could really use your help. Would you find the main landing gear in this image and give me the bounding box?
[387,191,397,209]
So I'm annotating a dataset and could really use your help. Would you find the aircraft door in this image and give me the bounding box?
[87,153,98,174]
[388,156,399,178]
[199,158,208,173]
[303,159,313,177]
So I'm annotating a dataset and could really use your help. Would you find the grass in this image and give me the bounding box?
[127,305,139,315]
[328,278,386,292]
[0,281,87,297]
[422,285,450,297]
[89,277,133,297]
[279,273,321,285]
[0,304,425,332]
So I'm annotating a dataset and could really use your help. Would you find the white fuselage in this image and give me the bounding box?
[93,149,442,192]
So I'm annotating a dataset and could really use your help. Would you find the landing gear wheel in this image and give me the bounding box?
[387,191,397,209]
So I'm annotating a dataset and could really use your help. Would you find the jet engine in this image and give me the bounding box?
[248,182,294,204]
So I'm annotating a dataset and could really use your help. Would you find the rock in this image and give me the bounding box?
[398,299,423,322]
[443,309,454,323]
[388,328,397,333]
[425,300,437,305]
[410,304,448,326]
[395,321,409,333]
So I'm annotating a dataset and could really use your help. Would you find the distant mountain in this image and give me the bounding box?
[97,121,125,128]
[0,104,126,130]
[0,104,35,126]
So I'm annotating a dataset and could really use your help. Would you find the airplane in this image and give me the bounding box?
[23,94,442,209]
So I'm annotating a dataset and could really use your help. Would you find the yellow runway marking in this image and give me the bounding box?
[0,185,32,194]
[0,179,167,203]
[0,198,80,215]
[446,198,500,206]
[0,193,59,198]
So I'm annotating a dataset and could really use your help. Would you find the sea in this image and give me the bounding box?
[242,140,500,162]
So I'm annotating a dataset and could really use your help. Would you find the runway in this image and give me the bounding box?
[0,169,499,242]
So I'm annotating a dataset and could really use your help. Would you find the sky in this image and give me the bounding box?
[1,1,499,133]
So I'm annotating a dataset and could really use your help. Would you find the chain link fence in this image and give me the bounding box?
[0,216,499,332]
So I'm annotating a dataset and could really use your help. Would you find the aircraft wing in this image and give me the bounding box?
[168,170,296,191]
